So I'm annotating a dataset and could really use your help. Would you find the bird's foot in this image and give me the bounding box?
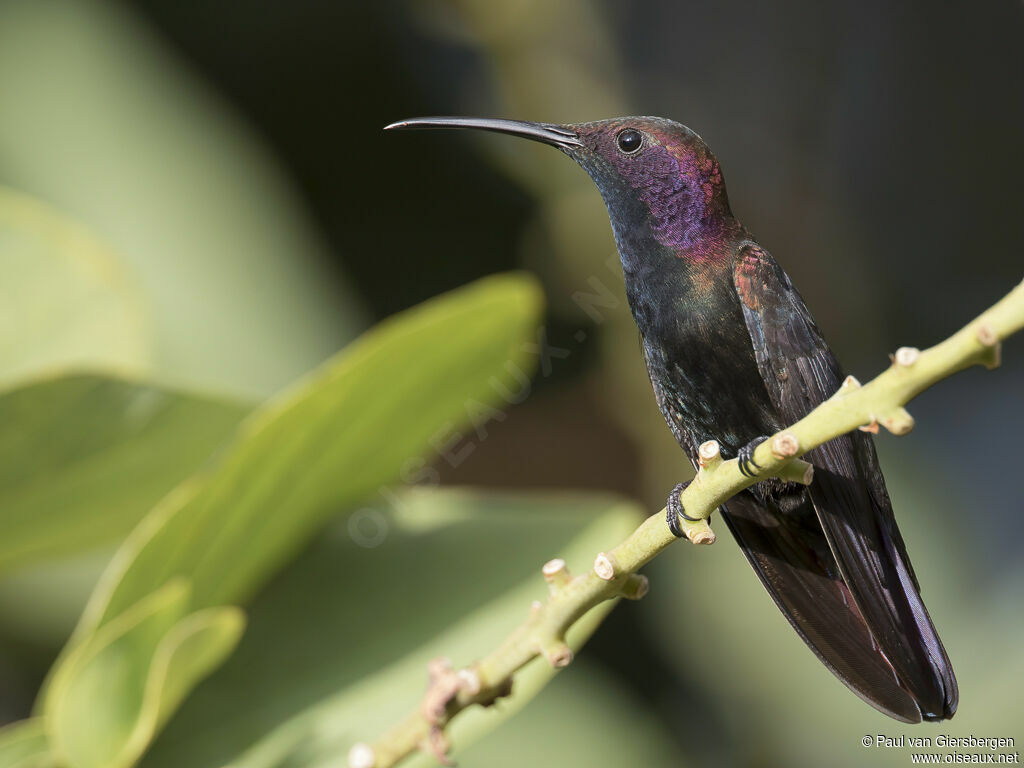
[737,435,770,478]
[666,481,700,538]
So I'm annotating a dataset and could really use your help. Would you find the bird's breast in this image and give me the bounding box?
[630,272,781,456]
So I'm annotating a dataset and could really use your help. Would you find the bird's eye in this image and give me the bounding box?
[616,128,643,154]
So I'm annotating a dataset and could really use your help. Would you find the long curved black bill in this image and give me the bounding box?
[384,116,582,149]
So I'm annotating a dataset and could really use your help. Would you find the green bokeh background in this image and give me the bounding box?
[0,1,1021,766]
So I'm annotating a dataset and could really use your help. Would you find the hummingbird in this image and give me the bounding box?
[385,115,957,723]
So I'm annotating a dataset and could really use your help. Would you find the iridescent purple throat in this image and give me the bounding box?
[615,143,730,259]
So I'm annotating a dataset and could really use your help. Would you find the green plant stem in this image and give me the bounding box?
[351,276,1024,768]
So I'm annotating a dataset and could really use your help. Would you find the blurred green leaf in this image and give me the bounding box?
[73,273,542,630]
[0,374,249,575]
[0,551,119,648]
[133,487,643,768]
[0,187,150,390]
[0,719,54,768]
[0,0,365,398]
[41,274,543,767]
[46,581,244,768]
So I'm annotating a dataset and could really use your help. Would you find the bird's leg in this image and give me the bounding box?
[737,435,770,478]
[666,481,702,537]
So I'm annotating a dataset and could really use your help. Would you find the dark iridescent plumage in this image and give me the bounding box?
[386,115,957,723]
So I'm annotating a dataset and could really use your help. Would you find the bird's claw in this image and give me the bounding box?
[737,435,770,478]
[666,480,697,537]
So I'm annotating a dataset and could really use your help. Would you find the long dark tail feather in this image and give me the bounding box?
[720,493,923,722]
[719,439,957,722]
[805,433,957,720]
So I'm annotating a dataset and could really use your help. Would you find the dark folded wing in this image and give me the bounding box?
[730,243,957,721]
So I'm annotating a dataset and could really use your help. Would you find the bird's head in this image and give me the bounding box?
[385,115,734,254]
